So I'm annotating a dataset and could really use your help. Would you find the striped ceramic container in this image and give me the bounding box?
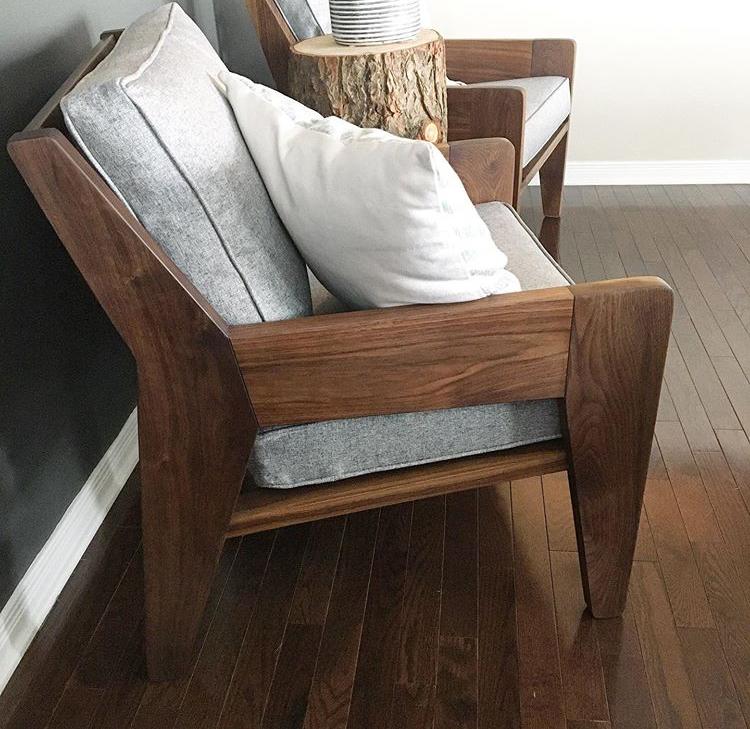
[330,0,421,46]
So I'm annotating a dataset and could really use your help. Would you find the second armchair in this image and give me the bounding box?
[246,0,574,218]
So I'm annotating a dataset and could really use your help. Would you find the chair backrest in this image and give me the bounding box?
[246,0,326,92]
[61,2,312,326]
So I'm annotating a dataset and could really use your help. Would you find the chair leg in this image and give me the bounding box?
[538,216,561,262]
[539,132,568,218]
[139,382,255,680]
[564,279,672,617]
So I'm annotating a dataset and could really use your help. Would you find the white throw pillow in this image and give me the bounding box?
[218,71,520,309]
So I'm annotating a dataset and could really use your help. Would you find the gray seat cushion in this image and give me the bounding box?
[465,76,571,166]
[249,202,570,488]
[62,2,311,324]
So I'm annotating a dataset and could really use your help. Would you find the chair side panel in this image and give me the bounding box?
[9,128,256,677]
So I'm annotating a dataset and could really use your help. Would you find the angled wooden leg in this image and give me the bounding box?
[539,132,568,218]
[8,129,259,680]
[564,279,672,617]
[538,216,561,262]
[139,357,255,680]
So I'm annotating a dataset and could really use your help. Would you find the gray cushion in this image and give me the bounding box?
[467,76,571,165]
[476,201,571,288]
[62,3,311,324]
[249,203,569,488]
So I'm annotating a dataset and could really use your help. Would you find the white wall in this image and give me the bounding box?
[430,0,750,165]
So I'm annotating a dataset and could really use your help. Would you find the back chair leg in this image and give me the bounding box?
[139,377,255,680]
[564,279,672,617]
[539,132,568,218]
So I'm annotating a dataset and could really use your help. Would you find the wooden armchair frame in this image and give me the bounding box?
[245,0,575,213]
[10,33,671,681]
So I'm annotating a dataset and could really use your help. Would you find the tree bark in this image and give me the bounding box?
[289,35,448,143]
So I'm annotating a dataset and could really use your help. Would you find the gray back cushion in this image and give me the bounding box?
[62,2,312,324]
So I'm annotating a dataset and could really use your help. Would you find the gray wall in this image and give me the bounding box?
[0,0,257,609]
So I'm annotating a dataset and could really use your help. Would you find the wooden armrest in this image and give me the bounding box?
[445,38,576,84]
[232,277,671,428]
[231,286,574,426]
[447,86,525,179]
[530,39,576,85]
[448,138,516,205]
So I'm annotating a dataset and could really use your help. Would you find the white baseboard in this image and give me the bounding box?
[0,408,139,695]
[528,159,750,186]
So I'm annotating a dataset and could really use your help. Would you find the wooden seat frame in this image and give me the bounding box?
[9,33,672,682]
[246,0,575,214]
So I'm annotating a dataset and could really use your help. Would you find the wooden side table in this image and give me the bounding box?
[288,30,448,144]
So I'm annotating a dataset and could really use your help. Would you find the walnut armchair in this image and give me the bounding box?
[10,32,671,683]
[246,0,575,214]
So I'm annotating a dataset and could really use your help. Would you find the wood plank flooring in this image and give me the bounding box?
[2,184,750,728]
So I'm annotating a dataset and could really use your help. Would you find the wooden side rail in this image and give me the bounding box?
[230,286,574,427]
[228,440,568,536]
[445,38,575,85]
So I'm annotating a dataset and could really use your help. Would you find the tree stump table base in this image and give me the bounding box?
[289,30,448,143]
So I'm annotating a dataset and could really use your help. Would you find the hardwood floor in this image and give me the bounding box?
[2,184,750,728]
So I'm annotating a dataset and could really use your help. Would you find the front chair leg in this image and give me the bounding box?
[564,279,672,617]
[539,131,568,218]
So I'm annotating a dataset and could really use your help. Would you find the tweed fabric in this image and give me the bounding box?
[62,2,311,324]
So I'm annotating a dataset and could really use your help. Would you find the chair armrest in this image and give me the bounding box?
[232,277,671,428]
[445,38,576,85]
[231,286,575,426]
[447,86,525,181]
[531,39,576,85]
[447,138,516,205]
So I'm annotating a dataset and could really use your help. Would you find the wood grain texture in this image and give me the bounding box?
[565,277,673,617]
[539,131,569,218]
[444,39,534,83]
[347,504,412,729]
[8,130,255,680]
[245,0,297,93]
[303,510,380,729]
[390,497,444,729]
[530,39,576,84]
[477,484,520,729]
[447,85,524,206]
[219,525,310,729]
[448,137,516,205]
[435,492,478,728]
[511,477,566,729]
[594,603,657,729]
[172,533,275,729]
[228,441,568,537]
[549,550,609,724]
[289,31,448,143]
[629,562,702,729]
[231,287,574,426]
